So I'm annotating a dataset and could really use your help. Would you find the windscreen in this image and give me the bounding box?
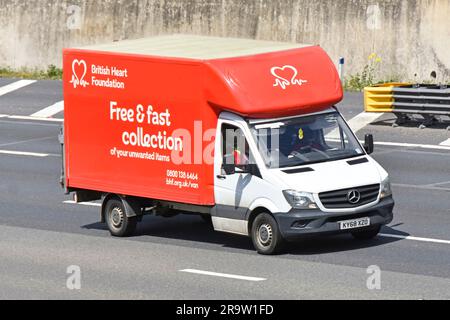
[250,111,364,169]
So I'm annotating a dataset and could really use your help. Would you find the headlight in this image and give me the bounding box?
[283,190,318,209]
[380,177,392,198]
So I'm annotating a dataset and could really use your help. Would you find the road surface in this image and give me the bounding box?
[0,79,449,299]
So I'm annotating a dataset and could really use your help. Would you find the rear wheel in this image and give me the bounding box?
[251,213,284,255]
[105,199,137,237]
[351,225,381,240]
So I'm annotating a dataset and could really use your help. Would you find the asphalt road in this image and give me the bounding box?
[0,79,449,299]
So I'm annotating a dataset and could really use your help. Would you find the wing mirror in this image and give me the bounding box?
[364,134,374,154]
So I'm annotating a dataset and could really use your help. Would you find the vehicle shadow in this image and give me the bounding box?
[82,214,408,255]
[82,215,254,251]
[284,226,405,255]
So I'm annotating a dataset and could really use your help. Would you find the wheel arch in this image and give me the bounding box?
[247,206,274,235]
[246,197,281,234]
[101,194,142,222]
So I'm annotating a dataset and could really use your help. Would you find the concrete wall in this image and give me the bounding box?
[0,0,449,82]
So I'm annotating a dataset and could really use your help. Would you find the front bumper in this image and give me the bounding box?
[275,197,394,241]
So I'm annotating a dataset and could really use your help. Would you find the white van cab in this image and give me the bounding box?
[213,108,394,254]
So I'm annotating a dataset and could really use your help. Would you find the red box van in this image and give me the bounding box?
[62,35,393,254]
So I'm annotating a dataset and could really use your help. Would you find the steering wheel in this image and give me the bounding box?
[309,146,331,158]
[290,145,330,159]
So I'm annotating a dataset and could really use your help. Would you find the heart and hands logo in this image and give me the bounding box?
[271,65,308,90]
[69,59,89,89]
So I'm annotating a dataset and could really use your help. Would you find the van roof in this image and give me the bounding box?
[67,35,342,118]
[78,34,312,60]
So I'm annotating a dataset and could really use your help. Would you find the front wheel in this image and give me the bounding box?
[251,213,284,255]
[105,199,137,237]
[351,225,381,240]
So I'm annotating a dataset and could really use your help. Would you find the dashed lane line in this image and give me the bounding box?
[326,111,385,139]
[0,80,36,97]
[63,200,101,207]
[379,234,450,245]
[335,110,450,151]
[30,101,64,118]
[0,136,54,148]
[439,138,450,146]
[0,150,58,157]
[346,112,385,133]
[179,269,267,282]
[0,114,63,122]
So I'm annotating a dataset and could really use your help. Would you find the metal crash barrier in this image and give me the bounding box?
[364,83,450,129]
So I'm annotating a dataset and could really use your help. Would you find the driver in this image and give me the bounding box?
[291,127,324,153]
[233,129,250,166]
[234,148,249,166]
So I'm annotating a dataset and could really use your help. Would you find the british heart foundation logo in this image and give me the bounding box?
[69,59,89,89]
[271,65,308,90]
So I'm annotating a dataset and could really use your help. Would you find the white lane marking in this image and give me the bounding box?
[425,180,450,187]
[326,137,450,151]
[380,233,450,245]
[0,136,54,148]
[326,111,450,151]
[0,114,63,122]
[326,111,384,139]
[180,269,266,282]
[346,112,384,133]
[373,140,450,151]
[63,200,101,207]
[0,119,60,127]
[0,150,52,157]
[392,183,450,192]
[0,80,36,96]
[31,101,64,118]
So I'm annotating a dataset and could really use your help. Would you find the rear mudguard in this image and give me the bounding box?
[101,194,142,222]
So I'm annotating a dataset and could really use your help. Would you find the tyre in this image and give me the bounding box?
[200,214,212,224]
[351,225,381,240]
[104,199,137,237]
[251,213,284,255]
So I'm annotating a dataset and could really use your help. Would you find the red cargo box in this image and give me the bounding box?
[63,35,342,206]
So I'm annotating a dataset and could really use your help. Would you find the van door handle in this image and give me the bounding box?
[216,175,227,180]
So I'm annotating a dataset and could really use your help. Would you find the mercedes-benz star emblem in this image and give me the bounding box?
[347,190,361,204]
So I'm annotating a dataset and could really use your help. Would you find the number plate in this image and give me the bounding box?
[339,217,370,230]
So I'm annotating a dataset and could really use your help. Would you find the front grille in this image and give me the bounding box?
[319,184,380,209]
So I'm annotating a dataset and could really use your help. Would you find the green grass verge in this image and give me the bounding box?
[0,65,63,80]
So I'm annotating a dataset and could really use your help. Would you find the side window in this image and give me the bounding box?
[221,124,251,167]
